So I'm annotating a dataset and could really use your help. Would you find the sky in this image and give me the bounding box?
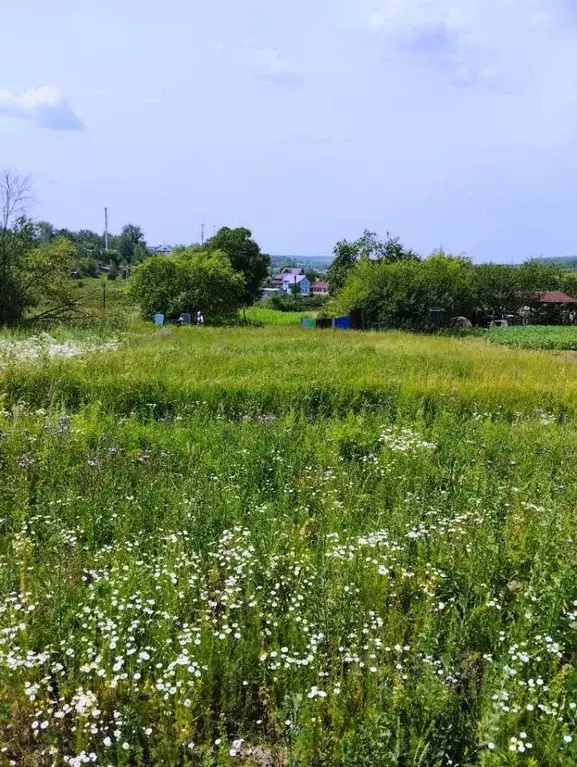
[2,0,577,261]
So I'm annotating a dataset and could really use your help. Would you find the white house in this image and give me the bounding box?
[271,267,304,288]
[282,274,311,296]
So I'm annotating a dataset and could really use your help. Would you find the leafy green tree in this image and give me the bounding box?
[289,280,301,296]
[129,257,183,318]
[355,230,418,262]
[0,225,78,325]
[133,243,149,264]
[36,220,57,242]
[130,248,244,321]
[203,227,270,306]
[78,258,99,278]
[74,230,104,262]
[333,252,476,329]
[326,240,359,294]
[0,216,36,325]
[559,271,577,298]
[305,269,319,285]
[26,238,79,311]
[119,224,146,265]
[473,264,521,319]
[516,260,563,292]
[1,170,80,325]
[327,230,418,294]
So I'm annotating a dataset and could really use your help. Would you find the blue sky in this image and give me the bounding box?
[2,0,577,261]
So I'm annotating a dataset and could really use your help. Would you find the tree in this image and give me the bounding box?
[516,260,563,292]
[133,243,148,264]
[0,170,82,326]
[36,220,57,242]
[474,264,522,320]
[327,230,418,294]
[0,228,78,325]
[24,238,79,315]
[305,269,319,285]
[74,230,104,262]
[0,171,35,324]
[1,169,33,231]
[129,257,183,318]
[130,248,244,321]
[203,227,270,305]
[332,251,477,329]
[118,223,146,265]
[289,279,301,296]
[0,216,37,325]
[326,240,359,294]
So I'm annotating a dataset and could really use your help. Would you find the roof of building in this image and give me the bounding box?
[312,280,329,289]
[148,245,173,254]
[283,273,309,283]
[532,291,577,304]
[282,267,304,275]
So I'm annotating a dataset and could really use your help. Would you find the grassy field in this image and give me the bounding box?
[3,325,577,419]
[245,307,315,326]
[488,325,577,350]
[1,326,577,765]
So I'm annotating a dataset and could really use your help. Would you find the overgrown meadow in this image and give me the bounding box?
[1,327,577,766]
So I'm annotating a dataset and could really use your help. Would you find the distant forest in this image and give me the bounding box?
[539,256,577,270]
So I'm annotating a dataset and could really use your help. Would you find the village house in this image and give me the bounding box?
[282,274,311,296]
[147,244,174,256]
[311,280,329,296]
[270,267,304,288]
[522,291,577,324]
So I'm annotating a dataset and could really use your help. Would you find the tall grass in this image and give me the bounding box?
[1,327,577,764]
[244,307,315,325]
[2,325,577,419]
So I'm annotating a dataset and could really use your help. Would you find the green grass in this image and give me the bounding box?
[244,306,315,325]
[1,326,577,765]
[2,325,577,419]
[488,324,577,350]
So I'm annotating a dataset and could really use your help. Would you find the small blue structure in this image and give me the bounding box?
[332,316,351,330]
[154,313,165,326]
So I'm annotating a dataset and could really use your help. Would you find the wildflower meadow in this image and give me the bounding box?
[1,326,577,766]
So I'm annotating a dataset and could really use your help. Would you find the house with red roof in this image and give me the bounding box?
[311,280,329,296]
[522,291,577,324]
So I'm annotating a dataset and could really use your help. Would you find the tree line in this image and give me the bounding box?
[326,231,577,328]
[4,167,577,329]
[35,221,148,277]
[130,227,270,321]
[0,170,271,326]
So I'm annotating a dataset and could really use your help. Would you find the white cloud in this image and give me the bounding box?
[366,0,572,85]
[218,39,303,85]
[0,85,84,130]
[357,0,577,146]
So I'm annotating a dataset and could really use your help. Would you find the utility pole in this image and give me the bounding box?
[104,207,109,252]
[201,223,205,246]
